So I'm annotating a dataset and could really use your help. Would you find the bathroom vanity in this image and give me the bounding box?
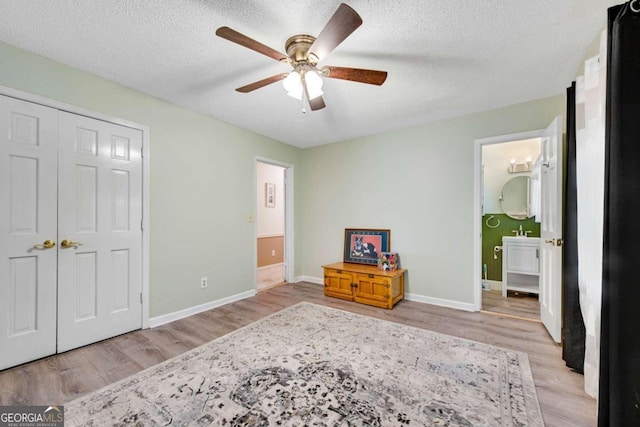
[501,236,540,297]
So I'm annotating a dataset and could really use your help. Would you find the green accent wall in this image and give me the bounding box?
[481,214,540,281]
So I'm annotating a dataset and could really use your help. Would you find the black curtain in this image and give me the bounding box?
[562,83,585,373]
[599,3,640,426]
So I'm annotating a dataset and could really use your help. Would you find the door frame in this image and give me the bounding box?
[472,129,543,311]
[254,157,294,285]
[0,84,151,328]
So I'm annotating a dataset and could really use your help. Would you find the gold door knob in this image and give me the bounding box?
[60,239,82,249]
[545,238,563,247]
[33,239,56,249]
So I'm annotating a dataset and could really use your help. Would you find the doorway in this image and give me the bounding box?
[474,117,564,342]
[256,160,290,291]
[480,137,542,321]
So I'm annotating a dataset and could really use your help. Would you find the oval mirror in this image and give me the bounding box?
[501,176,531,219]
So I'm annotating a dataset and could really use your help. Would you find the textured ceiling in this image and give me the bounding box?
[0,0,619,148]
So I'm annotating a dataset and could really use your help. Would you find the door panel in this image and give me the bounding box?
[540,116,563,343]
[354,274,390,305]
[0,96,58,370]
[57,112,142,353]
[324,269,353,300]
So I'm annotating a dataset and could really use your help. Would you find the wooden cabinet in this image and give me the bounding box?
[322,262,405,309]
[502,237,540,297]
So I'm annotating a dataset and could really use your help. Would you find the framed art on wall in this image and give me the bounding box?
[344,228,391,265]
[265,183,275,207]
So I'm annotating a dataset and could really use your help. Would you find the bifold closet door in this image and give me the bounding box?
[0,96,58,370]
[56,112,143,353]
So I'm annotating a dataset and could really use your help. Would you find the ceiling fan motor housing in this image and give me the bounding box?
[285,34,317,65]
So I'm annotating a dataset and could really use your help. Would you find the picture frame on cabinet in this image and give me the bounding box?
[265,183,275,207]
[344,228,391,265]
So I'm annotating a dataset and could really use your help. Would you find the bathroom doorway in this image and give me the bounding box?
[479,136,542,322]
[474,118,564,341]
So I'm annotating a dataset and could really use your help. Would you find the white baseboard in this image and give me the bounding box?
[149,289,256,328]
[405,293,477,312]
[294,274,477,312]
[295,275,323,285]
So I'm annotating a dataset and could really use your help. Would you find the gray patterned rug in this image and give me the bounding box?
[66,302,543,426]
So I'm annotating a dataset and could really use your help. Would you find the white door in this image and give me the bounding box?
[540,116,563,343]
[0,96,58,370]
[57,112,143,352]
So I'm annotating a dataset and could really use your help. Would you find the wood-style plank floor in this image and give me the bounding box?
[482,289,541,321]
[0,282,593,426]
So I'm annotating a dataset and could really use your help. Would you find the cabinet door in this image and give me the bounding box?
[354,273,391,308]
[324,269,354,300]
[506,245,539,274]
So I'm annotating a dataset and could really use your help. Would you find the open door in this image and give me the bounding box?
[540,116,563,342]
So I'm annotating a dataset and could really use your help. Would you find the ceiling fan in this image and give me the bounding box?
[215,3,387,112]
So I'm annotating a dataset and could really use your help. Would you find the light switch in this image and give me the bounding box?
[247,215,254,223]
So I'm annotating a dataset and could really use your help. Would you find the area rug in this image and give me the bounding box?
[65,302,544,426]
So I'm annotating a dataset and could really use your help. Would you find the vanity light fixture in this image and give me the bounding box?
[508,157,533,173]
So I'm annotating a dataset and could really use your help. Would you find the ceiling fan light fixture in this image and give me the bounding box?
[304,70,324,100]
[283,71,303,100]
[283,70,324,101]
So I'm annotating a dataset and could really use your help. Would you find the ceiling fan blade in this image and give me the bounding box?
[236,73,288,93]
[309,96,326,111]
[322,66,387,85]
[302,76,326,111]
[308,3,362,62]
[216,26,288,62]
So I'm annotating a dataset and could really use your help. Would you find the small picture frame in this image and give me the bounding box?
[343,228,391,265]
[378,252,399,271]
[265,183,275,208]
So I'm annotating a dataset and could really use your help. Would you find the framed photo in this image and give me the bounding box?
[344,228,391,265]
[265,183,275,208]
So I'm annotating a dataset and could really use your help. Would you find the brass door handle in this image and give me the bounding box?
[61,239,82,248]
[33,239,56,249]
[545,238,563,247]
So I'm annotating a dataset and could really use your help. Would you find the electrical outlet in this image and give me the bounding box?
[271,249,276,256]
[200,277,208,288]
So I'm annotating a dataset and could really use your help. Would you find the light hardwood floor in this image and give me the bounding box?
[482,289,541,321]
[0,282,593,426]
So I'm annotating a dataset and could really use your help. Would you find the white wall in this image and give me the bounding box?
[0,37,567,315]
[257,162,285,237]
[482,138,541,214]
[0,40,302,318]
[297,96,565,306]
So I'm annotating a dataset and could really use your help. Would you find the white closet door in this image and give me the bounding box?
[0,96,58,369]
[57,112,143,352]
